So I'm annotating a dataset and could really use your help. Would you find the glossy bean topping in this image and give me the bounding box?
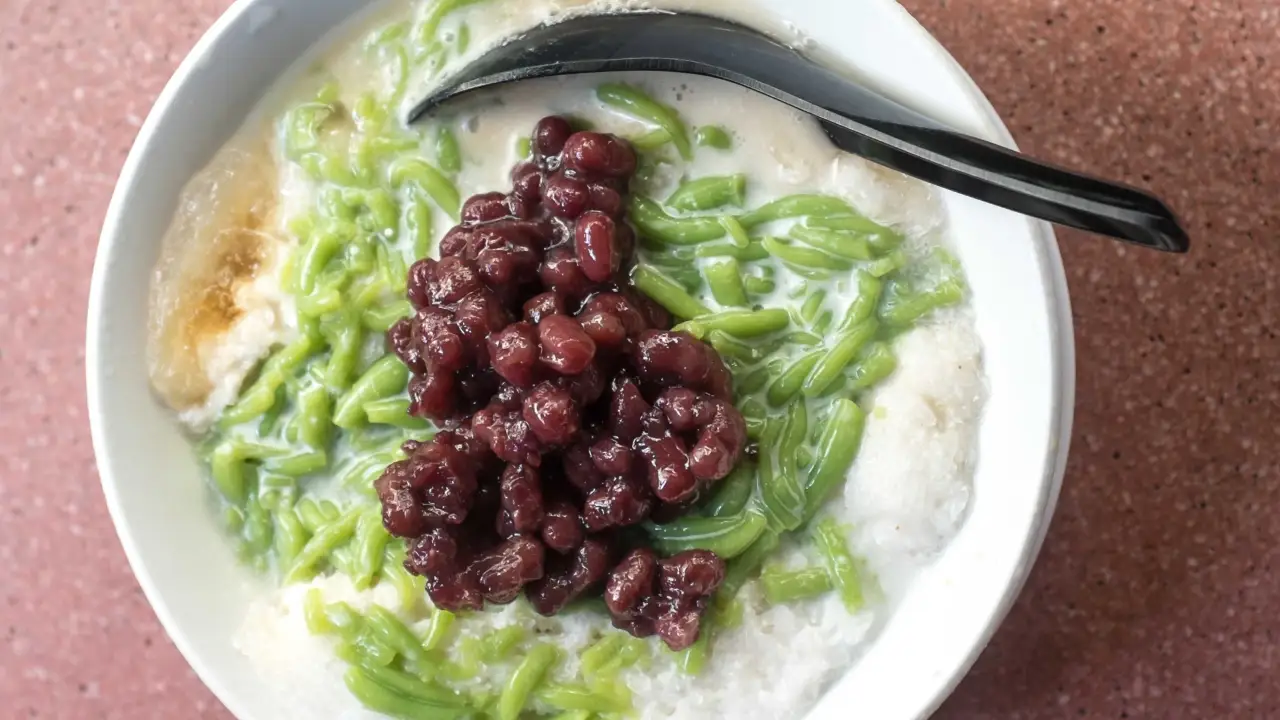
[574,211,618,282]
[522,291,563,324]
[522,382,580,446]
[497,463,544,537]
[540,500,585,554]
[373,116,746,640]
[487,322,539,388]
[604,548,725,650]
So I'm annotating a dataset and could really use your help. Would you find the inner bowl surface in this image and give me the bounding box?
[87,1,1074,718]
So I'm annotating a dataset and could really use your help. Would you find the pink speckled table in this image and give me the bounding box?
[1,1,1275,718]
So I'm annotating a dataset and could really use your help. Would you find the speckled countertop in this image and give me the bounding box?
[1,0,1275,718]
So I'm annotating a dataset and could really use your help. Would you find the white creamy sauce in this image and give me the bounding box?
[147,0,992,718]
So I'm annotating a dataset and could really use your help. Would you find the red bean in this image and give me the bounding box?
[608,377,650,442]
[438,423,489,464]
[538,247,593,300]
[547,216,575,247]
[582,293,647,336]
[635,432,699,504]
[417,446,478,520]
[605,548,658,618]
[407,371,456,423]
[387,318,425,374]
[514,218,558,249]
[577,310,627,348]
[574,211,617,282]
[452,289,509,365]
[655,388,700,432]
[609,596,662,639]
[533,116,573,160]
[391,438,478,526]
[587,182,623,215]
[687,398,747,481]
[556,359,607,406]
[439,257,488,306]
[521,382,581,446]
[498,464,544,537]
[562,132,637,178]
[426,569,484,612]
[561,442,604,493]
[541,172,591,219]
[634,329,738,398]
[511,161,543,200]
[655,607,702,651]
[487,321,539,388]
[374,469,428,538]
[659,550,725,600]
[540,501,584,554]
[462,191,512,224]
[538,314,597,375]
[439,227,474,258]
[404,527,459,575]
[522,292,563,325]
[589,436,633,476]
[472,404,543,467]
[471,535,545,604]
[492,382,525,411]
[474,226,540,288]
[641,405,668,438]
[506,192,535,220]
[583,474,653,531]
[526,537,611,615]
[412,307,468,372]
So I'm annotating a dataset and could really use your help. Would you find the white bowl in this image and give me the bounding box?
[87,0,1074,717]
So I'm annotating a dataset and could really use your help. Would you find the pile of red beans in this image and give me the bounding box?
[375,117,747,650]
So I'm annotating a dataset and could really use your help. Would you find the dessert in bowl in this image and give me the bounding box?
[88,0,1073,718]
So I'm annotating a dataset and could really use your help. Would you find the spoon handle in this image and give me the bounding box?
[817,121,1188,252]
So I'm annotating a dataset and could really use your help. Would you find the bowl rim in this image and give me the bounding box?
[882,7,1074,717]
[86,1,1074,717]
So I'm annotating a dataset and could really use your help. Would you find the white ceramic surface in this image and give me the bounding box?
[86,1,1075,718]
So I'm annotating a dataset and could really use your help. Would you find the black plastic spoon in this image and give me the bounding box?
[409,12,1189,252]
